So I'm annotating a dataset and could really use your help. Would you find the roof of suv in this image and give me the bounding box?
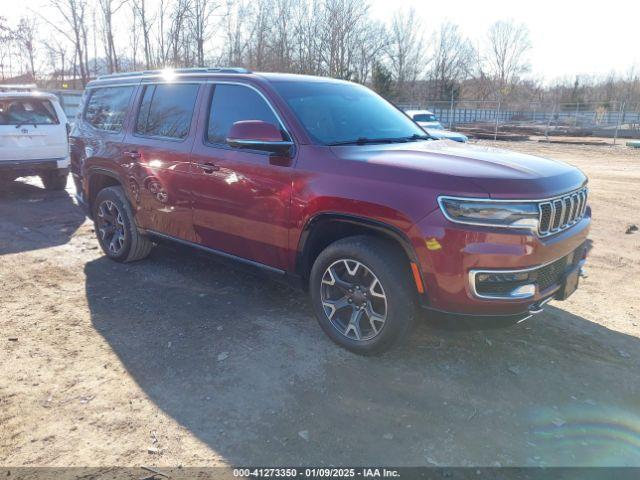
[404,109,435,116]
[0,90,60,101]
[87,67,354,88]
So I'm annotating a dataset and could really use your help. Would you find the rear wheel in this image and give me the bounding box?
[93,186,153,262]
[309,236,417,355]
[40,169,69,191]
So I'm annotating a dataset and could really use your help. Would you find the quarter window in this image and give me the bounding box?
[84,86,135,132]
[207,84,283,145]
[135,83,199,139]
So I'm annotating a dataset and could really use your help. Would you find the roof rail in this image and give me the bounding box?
[0,84,38,92]
[97,67,251,80]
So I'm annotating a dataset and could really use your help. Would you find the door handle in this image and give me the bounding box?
[124,150,141,159]
[198,162,220,174]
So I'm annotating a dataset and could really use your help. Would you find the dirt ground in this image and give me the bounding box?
[1,140,640,468]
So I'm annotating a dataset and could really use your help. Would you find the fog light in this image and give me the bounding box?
[476,272,530,283]
[511,284,536,297]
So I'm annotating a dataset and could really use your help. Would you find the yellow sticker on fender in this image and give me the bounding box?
[425,238,442,250]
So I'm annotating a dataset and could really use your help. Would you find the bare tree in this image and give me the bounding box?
[99,0,128,73]
[386,8,425,100]
[38,0,91,86]
[318,0,371,79]
[0,16,11,79]
[485,19,531,93]
[222,0,253,66]
[244,0,273,70]
[429,22,475,100]
[43,37,69,85]
[291,0,324,75]
[190,0,220,67]
[132,0,154,68]
[14,18,38,79]
[166,0,191,66]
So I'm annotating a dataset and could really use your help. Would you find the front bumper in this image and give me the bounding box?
[413,207,591,317]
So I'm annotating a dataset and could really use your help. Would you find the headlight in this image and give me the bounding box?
[438,196,539,229]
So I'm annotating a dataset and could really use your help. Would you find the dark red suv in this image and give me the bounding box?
[70,68,590,354]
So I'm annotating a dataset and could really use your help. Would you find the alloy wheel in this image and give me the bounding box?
[320,259,388,341]
[97,200,126,255]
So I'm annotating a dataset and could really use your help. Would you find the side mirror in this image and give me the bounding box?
[226,120,293,157]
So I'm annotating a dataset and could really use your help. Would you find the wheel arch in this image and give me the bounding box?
[295,213,426,300]
[87,169,123,218]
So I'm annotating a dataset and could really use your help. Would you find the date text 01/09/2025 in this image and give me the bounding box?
[232,468,401,478]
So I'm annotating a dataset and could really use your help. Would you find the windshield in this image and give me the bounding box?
[413,113,437,122]
[271,81,425,145]
[0,98,59,126]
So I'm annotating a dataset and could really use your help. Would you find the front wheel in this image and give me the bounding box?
[309,236,418,355]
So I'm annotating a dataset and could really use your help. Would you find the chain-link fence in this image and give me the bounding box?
[399,100,640,144]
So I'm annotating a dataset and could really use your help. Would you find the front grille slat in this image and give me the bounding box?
[562,197,572,226]
[551,200,563,230]
[537,187,587,237]
[539,202,552,233]
[569,194,579,223]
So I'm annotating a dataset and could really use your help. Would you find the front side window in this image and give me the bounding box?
[84,86,135,132]
[135,83,199,139]
[0,98,59,126]
[271,81,425,145]
[207,84,283,145]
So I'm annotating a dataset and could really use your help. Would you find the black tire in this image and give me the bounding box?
[93,186,153,262]
[41,169,69,191]
[309,236,418,355]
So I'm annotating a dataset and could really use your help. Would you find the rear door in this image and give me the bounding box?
[189,83,294,270]
[73,85,137,200]
[0,95,68,163]
[123,82,202,242]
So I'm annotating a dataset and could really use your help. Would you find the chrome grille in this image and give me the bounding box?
[539,203,552,232]
[538,188,588,236]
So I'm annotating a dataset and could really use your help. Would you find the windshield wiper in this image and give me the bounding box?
[328,134,434,146]
[328,137,411,146]
[404,133,432,141]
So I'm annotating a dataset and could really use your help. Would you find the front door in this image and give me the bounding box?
[123,82,202,242]
[190,83,294,271]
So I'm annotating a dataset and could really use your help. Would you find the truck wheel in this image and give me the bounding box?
[41,169,69,191]
[93,186,153,262]
[309,236,417,355]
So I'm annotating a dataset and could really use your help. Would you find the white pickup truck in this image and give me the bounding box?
[0,87,70,190]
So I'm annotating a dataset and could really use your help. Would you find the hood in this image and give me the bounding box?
[330,140,587,199]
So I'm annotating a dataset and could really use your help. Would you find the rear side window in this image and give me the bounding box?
[84,86,134,132]
[207,84,282,145]
[135,83,199,139]
[0,98,59,126]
